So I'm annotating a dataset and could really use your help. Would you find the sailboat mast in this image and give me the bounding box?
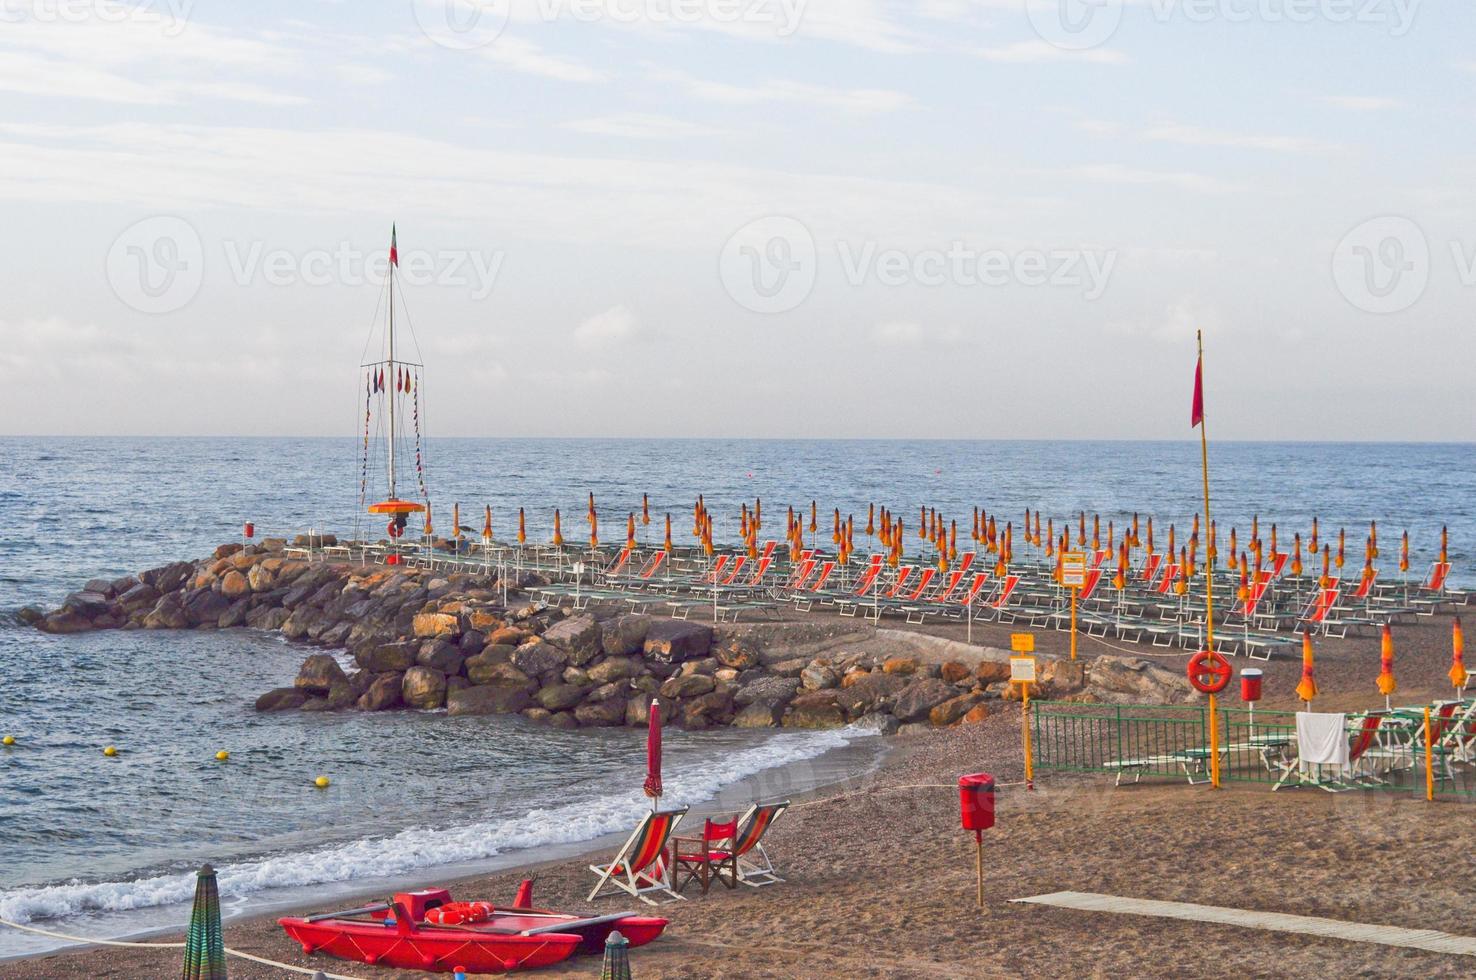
[386,228,396,501]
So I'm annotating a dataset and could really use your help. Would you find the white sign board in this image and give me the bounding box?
[1062,552,1087,589]
[1009,655,1038,685]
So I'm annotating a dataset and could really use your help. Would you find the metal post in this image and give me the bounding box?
[1022,683,1034,790]
[1070,586,1078,661]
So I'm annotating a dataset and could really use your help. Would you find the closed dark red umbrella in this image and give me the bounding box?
[642,699,662,807]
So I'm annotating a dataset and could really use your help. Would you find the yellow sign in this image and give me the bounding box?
[1010,633,1035,653]
[1009,655,1038,685]
[1062,551,1087,589]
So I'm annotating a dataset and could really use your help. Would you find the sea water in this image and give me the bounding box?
[0,436,1470,956]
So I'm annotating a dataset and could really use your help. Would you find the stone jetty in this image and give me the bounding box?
[21,538,1197,732]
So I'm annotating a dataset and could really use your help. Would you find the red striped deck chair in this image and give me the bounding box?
[929,570,966,604]
[957,552,976,573]
[808,561,835,593]
[782,557,817,592]
[1424,562,1452,592]
[703,554,731,585]
[719,556,747,586]
[849,555,884,598]
[1350,569,1378,601]
[1300,587,1341,633]
[733,800,789,886]
[1153,563,1181,595]
[1092,549,1108,569]
[636,551,666,581]
[588,807,688,905]
[1078,567,1104,601]
[603,547,633,579]
[1141,552,1163,584]
[987,574,1021,616]
[1270,552,1289,578]
[760,540,778,561]
[741,556,773,588]
[900,567,936,602]
[882,566,914,599]
[959,572,990,608]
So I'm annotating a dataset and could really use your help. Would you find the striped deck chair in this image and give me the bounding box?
[985,574,1023,622]
[588,807,688,905]
[956,552,976,573]
[1299,586,1342,636]
[1270,552,1289,578]
[733,800,789,886]
[1140,552,1163,584]
[904,570,964,624]
[1153,563,1181,595]
[941,572,992,621]
[719,556,747,586]
[793,561,836,611]
[601,547,634,582]
[702,554,731,585]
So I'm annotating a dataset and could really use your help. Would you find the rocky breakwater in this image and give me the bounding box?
[22,541,1199,733]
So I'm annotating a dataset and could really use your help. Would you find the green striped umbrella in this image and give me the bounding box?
[182,864,227,979]
[600,930,632,980]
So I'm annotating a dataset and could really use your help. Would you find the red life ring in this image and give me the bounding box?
[1187,651,1232,694]
[387,521,402,539]
[423,901,494,926]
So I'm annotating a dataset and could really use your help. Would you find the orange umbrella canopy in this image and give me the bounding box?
[1296,632,1318,704]
[518,507,526,544]
[1451,617,1467,690]
[664,513,673,552]
[642,493,650,525]
[866,503,876,537]
[452,502,461,538]
[552,509,563,546]
[423,500,433,537]
[1400,530,1410,572]
[1377,624,1397,696]
[483,505,492,539]
[626,513,636,549]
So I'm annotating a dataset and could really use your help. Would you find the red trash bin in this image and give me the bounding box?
[958,773,995,832]
[243,522,255,539]
[1240,668,1263,703]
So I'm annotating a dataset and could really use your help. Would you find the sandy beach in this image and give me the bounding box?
[7,608,1472,979]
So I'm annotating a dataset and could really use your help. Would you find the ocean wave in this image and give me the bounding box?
[0,727,854,926]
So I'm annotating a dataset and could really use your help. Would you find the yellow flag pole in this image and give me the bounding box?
[1198,330,1221,789]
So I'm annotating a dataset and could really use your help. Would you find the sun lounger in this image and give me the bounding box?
[588,807,688,905]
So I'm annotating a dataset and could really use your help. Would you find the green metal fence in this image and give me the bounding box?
[1031,699,1476,798]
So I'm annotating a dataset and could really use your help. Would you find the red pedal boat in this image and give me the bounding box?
[278,882,667,974]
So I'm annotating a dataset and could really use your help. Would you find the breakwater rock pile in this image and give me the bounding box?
[22,541,1198,732]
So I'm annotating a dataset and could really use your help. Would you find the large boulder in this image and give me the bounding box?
[891,678,956,723]
[800,665,838,691]
[643,621,712,665]
[141,593,189,630]
[358,674,404,711]
[733,702,784,728]
[38,610,94,634]
[1087,656,1199,704]
[543,615,602,664]
[220,570,250,599]
[183,588,231,626]
[62,591,111,619]
[141,561,194,594]
[255,687,308,712]
[783,691,846,729]
[625,696,675,726]
[682,690,734,728]
[659,674,715,699]
[412,612,459,638]
[116,582,160,612]
[575,698,628,727]
[511,643,568,678]
[929,693,985,727]
[834,672,908,718]
[535,683,589,711]
[402,666,448,710]
[734,675,801,709]
[417,639,466,676]
[468,661,537,691]
[357,640,418,673]
[295,654,348,694]
[586,656,642,685]
[600,615,652,657]
[447,685,532,716]
[713,636,761,670]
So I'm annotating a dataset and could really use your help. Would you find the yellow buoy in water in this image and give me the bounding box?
[215,750,230,762]
[314,775,330,789]
[2,735,15,746]
[103,746,118,757]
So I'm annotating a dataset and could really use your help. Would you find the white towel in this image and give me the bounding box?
[1296,712,1350,771]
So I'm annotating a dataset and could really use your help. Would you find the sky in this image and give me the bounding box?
[0,0,1472,441]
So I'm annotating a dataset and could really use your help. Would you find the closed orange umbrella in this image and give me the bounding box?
[518,507,526,545]
[1336,528,1345,569]
[589,512,598,550]
[1369,520,1378,559]
[1268,523,1277,556]
[1237,563,1249,603]
[483,505,492,541]
[424,501,433,538]
[866,503,876,539]
[626,513,637,551]
[1167,524,1176,561]
[1250,514,1259,543]
[1034,511,1042,547]
[1320,544,1331,587]
[552,509,564,547]
[452,502,461,539]
[1291,533,1303,576]
[1309,516,1319,553]
[810,501,818,535]
[1045,518,1055,558]
[1145,517,1154,557]
[833,508,842,546]
[1400,531,1410,573]
[1377,624,1397,705]
[664,513,673,553]
[1131,512,1141,548]
[1092,514,1101,552]
[1296,632,1317,706]
[1078,512,1086,548]
[1441,525,1449,565]
[1174,548,1188,595]
[1451,617,1467,691]
[642,493,650,526]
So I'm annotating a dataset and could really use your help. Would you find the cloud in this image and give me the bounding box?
[1143,124,1337,154]
[872,320,924,345]
[562,113,731,140]
[650,68,910,113]
[1060,163,1241,194]
[1317,95,1403,111]
[978,41,1128,65]
[573,305,639,349]
[479,35,605,82]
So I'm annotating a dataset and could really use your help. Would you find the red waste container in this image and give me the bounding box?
[243,522,255,539]
[1240,668,1263,703]
[958,773,995,832]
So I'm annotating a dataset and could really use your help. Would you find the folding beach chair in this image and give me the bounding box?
[983,574,1023,622]
[672,800,789,893]
[1274,714,1386,791]
[1140,552,1163,584]
[732,800,789,886]
[1298,586,1342,636]
[588,807,688,905]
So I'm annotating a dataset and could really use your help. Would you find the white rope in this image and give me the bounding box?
[0,918,368,980]
[790,779,1027,809]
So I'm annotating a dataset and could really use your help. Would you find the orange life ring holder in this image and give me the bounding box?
[1187,651,1232,694]
[422,901,495,926]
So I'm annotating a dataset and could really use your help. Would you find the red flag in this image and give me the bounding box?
[642,699,662,801]
[1191,354,1204,428]
[389,224,398,267]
